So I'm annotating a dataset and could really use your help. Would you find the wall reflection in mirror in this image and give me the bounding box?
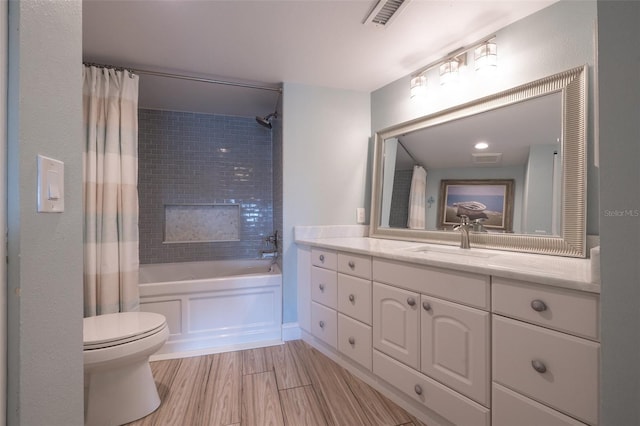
[379,91,563,236]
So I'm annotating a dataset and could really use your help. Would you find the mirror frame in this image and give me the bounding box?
[369,65,587,257]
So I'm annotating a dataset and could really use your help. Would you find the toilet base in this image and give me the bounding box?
[85,358,160,426]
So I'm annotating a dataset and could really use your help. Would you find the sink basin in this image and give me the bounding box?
[405,245,496,258]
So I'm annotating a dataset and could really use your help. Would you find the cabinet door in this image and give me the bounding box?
[420,296,490,406]
[372,282,420,369]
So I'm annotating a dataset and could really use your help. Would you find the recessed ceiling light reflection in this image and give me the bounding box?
[474,142,489,150]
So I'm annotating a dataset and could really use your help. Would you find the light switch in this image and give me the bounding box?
[37,155,64,213]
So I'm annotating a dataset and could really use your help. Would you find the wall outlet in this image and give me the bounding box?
[356,208,366,224]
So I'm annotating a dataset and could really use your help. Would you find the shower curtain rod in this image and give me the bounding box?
[83,62,282,94]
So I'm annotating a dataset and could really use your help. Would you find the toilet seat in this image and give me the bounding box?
[84,312,167,350]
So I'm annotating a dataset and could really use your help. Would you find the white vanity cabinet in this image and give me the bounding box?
[336,252,373,370]
[310,248,338,348]
[491,277,600,426]
[310,248,373,370]
[372,258,491,425]
[298,240,599,426]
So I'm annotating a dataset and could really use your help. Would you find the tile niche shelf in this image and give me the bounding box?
[163,204,240,243]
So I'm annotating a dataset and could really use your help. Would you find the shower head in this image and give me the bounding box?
[256,91,282,130]
[256,112,277,129]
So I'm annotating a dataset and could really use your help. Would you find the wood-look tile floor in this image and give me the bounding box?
[127,340,427,426]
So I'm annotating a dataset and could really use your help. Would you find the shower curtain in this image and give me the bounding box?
[83,65,140,316]
[408,165,427,229]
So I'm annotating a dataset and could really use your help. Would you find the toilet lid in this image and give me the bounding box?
[83,312,167,350]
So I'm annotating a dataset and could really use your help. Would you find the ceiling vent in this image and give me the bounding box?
[363,0,411,28]
[472,152,502,165]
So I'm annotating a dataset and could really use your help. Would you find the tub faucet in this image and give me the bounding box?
[264,230,279,250]
[453,215,471,249]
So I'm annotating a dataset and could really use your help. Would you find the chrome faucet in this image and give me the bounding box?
[261,230,279,262]
[453,215,471,249]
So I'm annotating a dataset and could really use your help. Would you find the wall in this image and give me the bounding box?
[138,109,274,264]
[371,0,599,235]
[282,83,371,323]
[597,1,640,424]
[7,1,84,424]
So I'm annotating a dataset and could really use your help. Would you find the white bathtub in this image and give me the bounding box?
[139,259,282,360]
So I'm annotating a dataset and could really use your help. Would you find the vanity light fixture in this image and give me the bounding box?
[410,72,427,97]
[439,53,466,85]
[407,35,498,97]
[474,40,497,71]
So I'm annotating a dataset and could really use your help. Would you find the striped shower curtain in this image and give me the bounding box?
[407,165,427,229]
[83,65,140,317]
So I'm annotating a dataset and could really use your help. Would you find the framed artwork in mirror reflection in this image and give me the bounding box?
[438,179,515,232]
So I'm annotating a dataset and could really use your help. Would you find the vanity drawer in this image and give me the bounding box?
[492,383,588,426]
[337,273,372,325]
[338,313,372,370]
[311,248,337,270]
[311,266,337,309]
[492,277,599,340]
[337,252,371,280]
[493,315,599,425]
[373,350,490,426]
[373,258,490,309]
[311,302,337,349]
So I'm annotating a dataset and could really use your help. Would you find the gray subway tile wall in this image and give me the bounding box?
[138,109,275,264]
[389,169,413,228]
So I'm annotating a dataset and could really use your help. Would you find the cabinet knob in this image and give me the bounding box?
[319,254,325,262]
[422,301,431,311]
[414,385,423,395]
[319,284,325,291]
[319,320,325,329]
[531,299,548,312]
[531,359,547,374]
[348,260,355,269]
[348,294,355,302]
[348,336,355,345]
[407,297,416,307]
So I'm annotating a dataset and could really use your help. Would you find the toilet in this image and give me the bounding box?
[83,312,169,426]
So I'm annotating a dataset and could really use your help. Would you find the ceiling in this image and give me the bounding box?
[82,0,558,118]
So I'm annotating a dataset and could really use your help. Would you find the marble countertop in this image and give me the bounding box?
[295,231,600,294]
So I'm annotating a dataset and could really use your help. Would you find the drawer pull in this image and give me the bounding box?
[422,301,431,311]
[348,294,355,302]
[319,284,325,291]
[348,336,355,345]
[319,254,325,262]
[414,385,423,395]
[319,320,325,329]
[348,260,355,269]
[531,359,547,374]
[407,297,416,307]
[531,299,548,312]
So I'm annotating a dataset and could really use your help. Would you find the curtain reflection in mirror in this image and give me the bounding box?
[408,165,427,229]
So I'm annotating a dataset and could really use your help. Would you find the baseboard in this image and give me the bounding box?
[282,322,301,341]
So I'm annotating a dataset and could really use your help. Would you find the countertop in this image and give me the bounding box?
[295,234,600,294]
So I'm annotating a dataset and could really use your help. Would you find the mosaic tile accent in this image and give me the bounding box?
[138,109,276,264]
[164,204,240,243]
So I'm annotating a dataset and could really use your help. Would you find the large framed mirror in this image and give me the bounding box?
[369,66,587,257]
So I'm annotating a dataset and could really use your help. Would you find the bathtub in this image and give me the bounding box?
[139,259,282,360]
